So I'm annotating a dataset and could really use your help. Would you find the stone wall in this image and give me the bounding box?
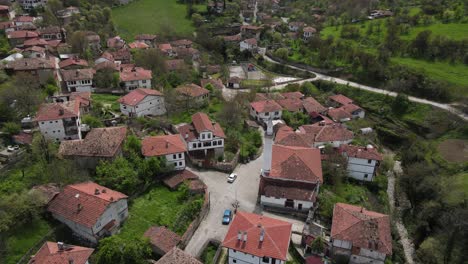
[179,189,210,249]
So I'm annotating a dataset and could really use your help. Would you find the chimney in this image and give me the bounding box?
[243,231,248,242]
[57,242,64,251]
[166,140,169,148]
[75,69,80,76]
[77,203,83,212]
[237,231,242,241]
[360,207,364,213]
[59,109,64,116]
[94,188,100,195]
[102,189,107,193]
[259,228,265,242]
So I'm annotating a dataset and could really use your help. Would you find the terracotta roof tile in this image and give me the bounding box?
[47,182,128,228]
[201,78,224,90]
[7,30,38,39]
[327,107,352,121]
[6,57,55,71]
[142,134,187,157]
[119,67,152,82]
[163,169,199,189]
[59,127,127,158]
[340,145,382,161]
[59,57,89,69]
[302,97,327,114]
[329,94,353,105]
[299,124,354,143]
[191,112,225,138]
[118,88,162,106]
[281,91,304,99]
[175,83,209,98]
[331,203,392,255]
[35,101,79,122]
[276,98,303,112]
[222,211,292,260]
[250,100,282,113]
[29,241,94,264]
[61,68,94,82]
[129,41,149,49]
[270,145,323,183]
[144,226,181,254]
[23,38,48,47]
[156,247,202,264]
[275,128,314,148]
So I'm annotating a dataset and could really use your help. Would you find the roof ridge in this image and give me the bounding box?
[262,226,286,259]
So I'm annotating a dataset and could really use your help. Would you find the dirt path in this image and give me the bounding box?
[387,161,416,264]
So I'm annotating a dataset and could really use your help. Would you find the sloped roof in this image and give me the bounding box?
[275,127,314,148]
[302,97,326,114]
[29,241,94,264]
[270,145,323,183]
[119,67,152,82]
[340,145,383,161]
[342,103,362,114]
[35,101,79,122]
[328,107,352,121]
[144,226,181,254]
[163,169,199,189]
[141,134,187,157]
[250,100,282,113]
[59,127,127,158]
[281,91,304,99]
[47,182,128,228]
[192,112,225,138]
[201,78,224,90]
[329,94,353,105]
[276,98,303,112]
[59,57,89,69]
[331,203,392,255]
[61,68,94,82]
[6,57,55,71]
[118,88,162,106]
[299,124,354,143]
[129,41,149,49]
[175,83,209,98]
[7,30,38,39]
[156,247,202,264]
[222,211,292,261]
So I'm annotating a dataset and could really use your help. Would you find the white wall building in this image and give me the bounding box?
[118,88,166,117]
[141,134,187,170]
[341,145,383,181]
[61,69,94,92]
[19,0,47,10]
[240,38,258,52]
[36,101,82,142]
[120,67,152,92]
[250,100,283,124]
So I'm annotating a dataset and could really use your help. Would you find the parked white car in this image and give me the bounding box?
[227,173,237,183]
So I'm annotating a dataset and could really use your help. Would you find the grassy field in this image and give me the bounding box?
[402,23,468,40]
[391,57,468,94]
[201,243,217,264]
[91,93,121,112]
[112,0,195,40]
[444,173,468,206]
[4,219,52,264]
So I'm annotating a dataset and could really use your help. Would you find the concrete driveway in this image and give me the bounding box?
[184,148,264,256]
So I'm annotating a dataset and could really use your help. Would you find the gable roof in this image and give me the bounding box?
[222,211,292,260]
[144,226,181,254]
[141,134,187,157]
[59,57,89,69]
[29,241,94,264]
[329,94,353,105]
[119,67,152,82]
[328,107,353,121]
[129,41,149,49]
[340,145,383,161]
[156,247,202,264]
[58,127,127,158]
[201,78,224,90]
[192,112,225,138]
[61,68,94,82]
[331,203,392,255]
[47,182,128,228]
[250,100,282,113]
[118,88,162,106]
[275,127,314,148]
[299,124,354,143]
[163,169,199,189]
[6,57,55,71]
[35,101,80,122]
[341,103,362,114]
[276,98,303,112]
[302,97,327,114]
[7,30,38,39]
[269,145,323,183]
[281,91,304,99]
[175,83,209,98]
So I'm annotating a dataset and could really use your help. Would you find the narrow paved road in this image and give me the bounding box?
[263,55,468,121]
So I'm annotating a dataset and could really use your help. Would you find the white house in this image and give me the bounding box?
[331,203,392,264]
[222,211,292,264]
[18,0,47,10]
[240,38,258,52]
[250,100,283,124]
[29,241,94,264]
[303,26,317,40]
[299,123,354,148]
[35,101,82,142]
[342,103,365,119]
[61,69,95,92]
[118,88,166,117]
[141,134,188,170]
[119,67,152,92]
[47,182,129,244]
[177,112,225,158]
[340,144,383,181]
[260,144,323,212]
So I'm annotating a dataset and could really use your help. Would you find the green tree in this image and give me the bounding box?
[391,93,410,115]
[82,115,103,128]
[310,236,325,254]
[93,236,152,264]
[274,48,289,60]
[95,157,141,194]
[2,122,21,136]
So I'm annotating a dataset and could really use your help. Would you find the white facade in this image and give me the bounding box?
[165,152,186,170]
[19,0,47,10]
[38,117,81,142]
[240,41,257,52]
[66,79,93,92]
[313,138,353,148]
[120,95,166,117]
[346,157,378,181]
[260,196,314,211]
[351,109,365,119]
[186,131,224,153]
[250,107,282,123]
[228,249,285,264]
[123,79,151,92]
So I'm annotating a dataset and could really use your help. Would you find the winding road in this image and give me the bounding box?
[263,55,468,121]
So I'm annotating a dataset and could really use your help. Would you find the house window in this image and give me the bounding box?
[207,134,211,139]
[202,134,205,139]
[265,112,269,116]
[275,111,279,115]
[41,122,44,124]
[364,174,369,179]
[262,257,270,263]
[368,159,372,164]
[123,106,127,109]
[213,141,217,146]
[233,260,237,263]
[192,143,197,149]
[179,162,182,166]
[142,80,147,83]
[218,140,222,145]
[173,154,176,159]
[55,121,58,123]
[198,143,201,148]
[178,153,182,158]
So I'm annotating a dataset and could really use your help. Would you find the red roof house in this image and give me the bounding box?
[29,241,94,264]
[144,226,181,256]
[222,211,292,262]
[329,94,354,106]
[156,247,202,264]
[118,88,162,106]
[142,134,187,157]
[298,124,354,148]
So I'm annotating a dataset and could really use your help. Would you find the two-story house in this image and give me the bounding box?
[59,127,127,169]
[142,134,188,170]
[250,100,283,124]
[259,143,323,212]
[3,57,58,84]
[29,241,94,264]
[118,88,166,117]
[303,26,317,40]
[35,101,82,142]
[119,67,152,92]
[298,123,354,148]
[7,30,39,47]
[175,83,210,106]
[59,57,89,70]
[18,0,47,10]
[38,26,66,41]
[177,112,225,158]
[340,145,383,181]
[48,182,129,244]
[222,211,292,264]
[61,69,95,92]
[240,38,258,52]
[331,203,392,264]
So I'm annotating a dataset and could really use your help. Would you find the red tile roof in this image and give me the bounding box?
[156,247,202,264]
[263,182,317,202]
[327,107,352,121]
[14,16,34,23]
[6,57,55,71]
[23,38,48,47]
[243,38,257,45]
[340,145,382,161]
[29,241,94,264]
[118,88,162,106]
[201,78,224,90]
[119,67,152,82]
[159,43,172,52]
[59,57,89,69]
[142,134,187,157]
[281,91,304,99]
[276,98,303,112]
[48,182,128,228]
[306,255,324,264]
[303,27,317,33]
[222,211,292,261]
[171,39,193,47]
[270,145,323,183]
[144,226,181,254]
[275,127,314,148]
[331,203,392,255]
[329,94,353,105]
[341,103,362,114]
[59,127,127,158]
[192,112,225,138]
[250,100,282,113]
[299,124,354,143]
[129,41,149,49]
[302,97,326,114]
[35,101,79,122]
[165,59,185,71]
[61,68,94,82]
[163,169,199,189]
[7,30,38,39]
[175,83,209,98]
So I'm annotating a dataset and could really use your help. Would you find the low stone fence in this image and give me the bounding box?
[179,189,210,249]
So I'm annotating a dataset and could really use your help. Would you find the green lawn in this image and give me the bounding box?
[402,23,468,40]
[201,243,218,264]
[4,219,52,264]
[112,0,195,41]
[91,93,121,112]
[391,57,468,95]
[444,173,468,206]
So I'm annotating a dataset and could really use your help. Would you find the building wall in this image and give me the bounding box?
[123,79,151,92]
[165,152,185,170]
[187,138,224,152]
[20,0,47,10]
[260,195,314,211]
[120,95,166,117]
[313,139,352,148]
[51,213,97,243]
[66,79,93,92]
[352,110,365,119]
[228,249,285,264]
[92,199,128,237]
[38,117,81,142]
[347,157,377,181]
[249,108,282,123]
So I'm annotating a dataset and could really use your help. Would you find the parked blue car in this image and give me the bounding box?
[222,209,232,225]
